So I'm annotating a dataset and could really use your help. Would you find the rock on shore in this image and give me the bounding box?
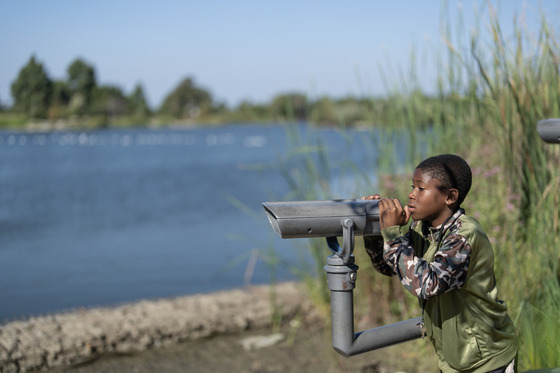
[0,282,314,372]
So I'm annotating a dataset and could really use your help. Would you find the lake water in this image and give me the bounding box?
[0,123,379,322]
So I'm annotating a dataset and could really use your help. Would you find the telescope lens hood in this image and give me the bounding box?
[262,199,381,239]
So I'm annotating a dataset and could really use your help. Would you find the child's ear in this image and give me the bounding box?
[447,188,459,205]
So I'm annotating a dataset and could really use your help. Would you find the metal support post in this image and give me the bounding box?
[324,218,423,357]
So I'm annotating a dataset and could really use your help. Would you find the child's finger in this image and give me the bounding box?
[404,205,412,221]
[391,198,403,212]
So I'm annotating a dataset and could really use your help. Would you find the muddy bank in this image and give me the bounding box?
[0,282,320,372]
[47,322,438,373]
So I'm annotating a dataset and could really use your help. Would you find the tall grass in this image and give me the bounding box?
[450,5,560,370]
[277,3,559,371]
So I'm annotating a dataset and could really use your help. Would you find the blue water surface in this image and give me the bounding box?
[0,123,381,321]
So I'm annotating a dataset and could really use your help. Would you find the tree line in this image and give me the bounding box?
[2,55,447,128]
[6,56,158,127]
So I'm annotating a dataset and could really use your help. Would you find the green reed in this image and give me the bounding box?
[461,7,560,370]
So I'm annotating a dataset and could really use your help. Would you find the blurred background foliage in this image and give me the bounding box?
[1,54,455,129]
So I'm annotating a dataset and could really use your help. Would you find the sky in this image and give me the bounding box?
[1,0,559,109]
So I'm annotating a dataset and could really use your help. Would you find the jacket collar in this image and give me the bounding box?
[425,208,465,242]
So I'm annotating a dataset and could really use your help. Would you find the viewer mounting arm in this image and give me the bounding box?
[262,199,423,357]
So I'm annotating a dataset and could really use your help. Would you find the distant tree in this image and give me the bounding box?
[210,101,228,115]
[10,55,53,118]
[48,80,71,119]
[159,77,212,119]
[128,83,151,118]
[331,96,372,125]
[270,93,308,121]
[67,58,96,114]
[234,100,268,122]
[90,85,129,117]
[309,97,337,125]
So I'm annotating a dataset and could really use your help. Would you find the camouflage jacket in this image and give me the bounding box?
[364,208,471,299]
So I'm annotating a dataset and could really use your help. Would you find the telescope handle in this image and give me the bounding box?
[326,218,355,264]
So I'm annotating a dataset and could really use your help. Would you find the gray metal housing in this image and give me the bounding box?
[262,199,380,238]
[537,119,560,143]
[262,198,423,357]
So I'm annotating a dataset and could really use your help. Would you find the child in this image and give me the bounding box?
[363,154,517,373]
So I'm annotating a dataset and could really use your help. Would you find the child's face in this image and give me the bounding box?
[407,168,452,227]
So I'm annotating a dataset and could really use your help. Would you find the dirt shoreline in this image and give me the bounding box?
[0,281,438,373]
[48,322,437,373]
[0,282,318,372]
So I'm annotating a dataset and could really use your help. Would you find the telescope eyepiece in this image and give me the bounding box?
[537,119,560,143]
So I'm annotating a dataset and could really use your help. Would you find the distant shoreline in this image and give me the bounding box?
[0,117,298,133]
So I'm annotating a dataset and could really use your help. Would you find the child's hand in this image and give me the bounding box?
[378,198,411,229]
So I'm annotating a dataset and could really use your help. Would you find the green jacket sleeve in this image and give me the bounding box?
[363,235,395,277]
